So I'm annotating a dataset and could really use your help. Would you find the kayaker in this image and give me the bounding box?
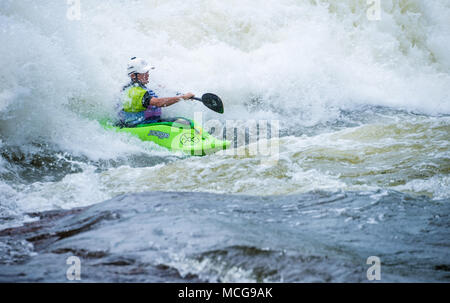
[117,57,195,127]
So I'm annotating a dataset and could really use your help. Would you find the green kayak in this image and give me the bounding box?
[101,118,230,156]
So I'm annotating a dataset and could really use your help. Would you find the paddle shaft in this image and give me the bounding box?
[152,80,222,113]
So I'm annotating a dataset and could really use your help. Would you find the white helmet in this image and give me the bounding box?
[127,57,155,75]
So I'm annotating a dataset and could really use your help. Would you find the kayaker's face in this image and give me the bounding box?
[138,72,149,84]
[134,72,149,84]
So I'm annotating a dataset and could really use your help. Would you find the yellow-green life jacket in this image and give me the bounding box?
[122,85,147,113]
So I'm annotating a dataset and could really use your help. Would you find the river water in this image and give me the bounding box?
[0,0,449,282]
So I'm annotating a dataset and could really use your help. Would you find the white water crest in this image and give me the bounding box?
[1,1,449,143]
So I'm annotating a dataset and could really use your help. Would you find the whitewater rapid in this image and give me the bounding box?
[0,0,449,282]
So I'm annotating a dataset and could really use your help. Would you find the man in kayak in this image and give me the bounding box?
[116,57,195,127]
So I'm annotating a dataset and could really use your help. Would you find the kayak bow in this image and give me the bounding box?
[101,117,230,156]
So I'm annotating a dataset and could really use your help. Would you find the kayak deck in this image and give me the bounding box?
[101,118,230,156]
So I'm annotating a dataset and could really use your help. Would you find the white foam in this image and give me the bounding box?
[393,175,450,200]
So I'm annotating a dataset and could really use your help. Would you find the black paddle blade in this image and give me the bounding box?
[201,93,224,114]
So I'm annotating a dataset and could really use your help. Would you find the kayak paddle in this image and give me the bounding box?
[192,93,224,114]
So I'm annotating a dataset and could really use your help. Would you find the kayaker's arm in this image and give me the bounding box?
[149,96,182,107]
[149,93,195,107]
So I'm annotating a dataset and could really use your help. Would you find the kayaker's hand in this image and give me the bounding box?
[182,93,195,100]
